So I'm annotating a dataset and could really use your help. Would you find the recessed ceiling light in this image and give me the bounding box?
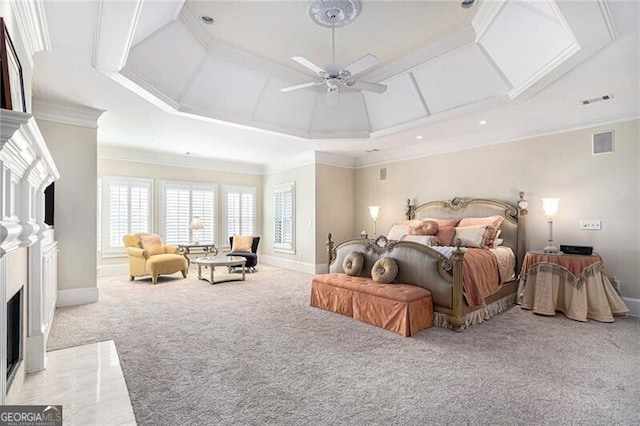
[478,120,488,125]
[200,15,214,25]
[416,135,423,140]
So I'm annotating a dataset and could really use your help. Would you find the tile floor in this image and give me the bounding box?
[11,340,136,425]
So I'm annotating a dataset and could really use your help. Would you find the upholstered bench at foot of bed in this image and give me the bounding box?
[310,273,434,337]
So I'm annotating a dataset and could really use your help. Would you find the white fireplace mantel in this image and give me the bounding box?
[0,109,59,404]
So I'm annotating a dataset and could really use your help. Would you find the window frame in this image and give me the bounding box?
[223,185,257,249]
[273,182,295,254]
[100,175,153,257]
[159,180,218,246]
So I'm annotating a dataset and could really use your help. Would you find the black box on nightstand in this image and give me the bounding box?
[560,245,593,255]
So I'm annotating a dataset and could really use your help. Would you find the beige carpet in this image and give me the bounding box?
[49,264,640,426]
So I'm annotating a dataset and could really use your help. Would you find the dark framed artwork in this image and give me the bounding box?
[0,17,26,113]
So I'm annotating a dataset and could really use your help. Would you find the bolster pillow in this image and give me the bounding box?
[343,251,364,276]
[371,257,398,284]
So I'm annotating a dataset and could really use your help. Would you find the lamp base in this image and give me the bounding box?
[543,243,559,254]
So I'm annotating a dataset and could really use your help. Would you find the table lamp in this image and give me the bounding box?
[190,216,204,244]
[368,206,380,237]
[541,198,560,253]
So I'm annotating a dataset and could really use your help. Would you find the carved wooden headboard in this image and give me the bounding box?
[406,196,526,271]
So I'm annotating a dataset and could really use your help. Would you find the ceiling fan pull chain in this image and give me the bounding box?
[331,23,336,64]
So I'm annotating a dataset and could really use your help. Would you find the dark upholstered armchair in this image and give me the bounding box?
[228,236,260,272]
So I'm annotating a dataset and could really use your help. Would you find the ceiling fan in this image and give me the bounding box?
[280,0,387,105]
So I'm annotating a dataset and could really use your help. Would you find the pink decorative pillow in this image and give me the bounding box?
[458,215,504,248]
[422,218,459,246]
[140,234,165,256]
[408,220,438,236]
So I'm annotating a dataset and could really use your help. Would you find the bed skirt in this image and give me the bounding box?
[433,292,517,331]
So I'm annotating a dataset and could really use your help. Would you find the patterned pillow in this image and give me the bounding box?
[140,234,165,256]
[343,252,364,276]
[422,218,459,246]
[457,216,504,247]
[371,257,398,284]
[387,224,407,241]
[408,220,438,236]
[454,225,489,248]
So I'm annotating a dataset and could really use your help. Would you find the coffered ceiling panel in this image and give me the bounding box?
[413,44,510,114]
[132,0,183,47]
[364,74,427,131]
[126,22,206,101]
[252,80,316,134]
[310,92,370,137]
[479,1,575,91]
[179,56,267,120]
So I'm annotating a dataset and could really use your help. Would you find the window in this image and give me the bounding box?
[101,177,152,254]
[273,182,294,253]
[225,185,256,246]
[162,181,217,245]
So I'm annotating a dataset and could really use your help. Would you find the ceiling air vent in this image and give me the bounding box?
[379,167,387,181]
[592,131,614,155]
[581,94,613,105]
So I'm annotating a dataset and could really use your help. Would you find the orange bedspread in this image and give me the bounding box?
[462,248,501,307]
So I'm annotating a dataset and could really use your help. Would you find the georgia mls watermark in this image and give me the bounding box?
[0,405,62,426]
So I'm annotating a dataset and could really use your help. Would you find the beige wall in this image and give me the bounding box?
[315,164,355,265]
[38,120,98,292]
[98,157,262,266]
[354,119,640,299]
[262,164,316,269]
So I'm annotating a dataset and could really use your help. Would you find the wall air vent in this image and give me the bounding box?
[581,94,613,105]
[379,167,387,181]
[592,131,614,155]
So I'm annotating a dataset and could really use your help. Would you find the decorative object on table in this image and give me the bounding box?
[541,197,560,253]
[280,0,386,105]
[368,205,379,237]
[122,233,188,284]
[559,245,593,256]
[517,191,529,215]
[178,243,218,267]
[228,236,261,272]
[0,17,26,112]
[190,216,204,244]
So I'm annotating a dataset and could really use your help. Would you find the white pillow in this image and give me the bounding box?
[387,224,407,241]
[454,225,488,248]
[401,235,439,246]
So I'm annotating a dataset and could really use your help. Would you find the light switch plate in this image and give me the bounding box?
[580,220,602,230]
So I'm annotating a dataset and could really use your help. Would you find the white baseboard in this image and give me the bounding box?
[98,263,128,277]
[261,255,323,275]
[622,297,640,317]
[57,287,99,307]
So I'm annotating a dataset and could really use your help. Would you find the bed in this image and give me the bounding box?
[326,196,526,331]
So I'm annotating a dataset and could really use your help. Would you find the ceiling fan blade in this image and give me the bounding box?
[292,56,325,75]
[280,81,322,92]
[348,80,387,94]
[342,54,379,76]
[326,88,339,106]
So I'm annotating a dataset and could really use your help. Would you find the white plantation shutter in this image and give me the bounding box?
[273,182,295,252]
[162,181,217,245]
[102,177,152,254]
[225,186,256,244]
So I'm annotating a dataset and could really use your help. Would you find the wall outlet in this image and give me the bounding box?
[579,220,602,230]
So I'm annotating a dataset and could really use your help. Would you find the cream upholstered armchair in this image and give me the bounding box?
[123,233,188,284]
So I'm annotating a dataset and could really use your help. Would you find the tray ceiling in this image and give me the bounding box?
[94,0,614,139]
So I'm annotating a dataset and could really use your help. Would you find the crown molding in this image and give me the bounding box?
[176,4,210,49]
[362,24,476,83]
[10,0,51,69]
[356,105,640,168]
[98,145,263,176]
[597,0,617,41]
[92,0,144,72]
[471,0,508,42]
[263,151,317,175]
[315,151,357,168]
[32,99,105,129]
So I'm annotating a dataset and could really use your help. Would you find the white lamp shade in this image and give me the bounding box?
[541,198,560,218]
[368,206,380,220]
[190,217,204,230]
